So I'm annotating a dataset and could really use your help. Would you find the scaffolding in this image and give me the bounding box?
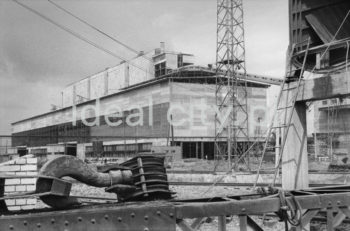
[215,0,249,169]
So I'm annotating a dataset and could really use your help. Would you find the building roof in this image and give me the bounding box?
[12,66,279,125]
[159,65,282,85]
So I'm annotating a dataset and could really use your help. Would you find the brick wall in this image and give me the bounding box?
[0,155,38,210]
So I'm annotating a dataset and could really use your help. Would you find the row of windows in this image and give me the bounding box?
[86,143,152,154]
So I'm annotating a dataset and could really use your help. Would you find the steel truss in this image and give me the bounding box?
[2,186,350,230]
[215,0,249,169]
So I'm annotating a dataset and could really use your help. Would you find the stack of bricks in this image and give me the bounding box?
[0,155,38,210]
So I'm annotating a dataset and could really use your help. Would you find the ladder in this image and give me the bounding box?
[254,39,311,187]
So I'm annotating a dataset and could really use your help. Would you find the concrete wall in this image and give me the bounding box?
[128,56,154,86]
[170,82,268,139]
[314,99,350,156]
[0,137,12,155]
[13,81,170,134]
[0,155,37,210]
[62,54,154,108]
[12,81,268,149]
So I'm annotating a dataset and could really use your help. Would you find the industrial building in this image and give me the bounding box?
[290,0,350,161]
[11,44,281,160]
[313,98,350,159]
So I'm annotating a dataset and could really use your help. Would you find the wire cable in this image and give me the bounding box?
[11,0,152,75]
[47,0,152,62]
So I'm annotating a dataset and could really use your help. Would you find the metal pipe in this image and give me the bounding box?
[37,155,133,208]
[38,155,132,187]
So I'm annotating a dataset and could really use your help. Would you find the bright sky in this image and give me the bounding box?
[0,0,288,134]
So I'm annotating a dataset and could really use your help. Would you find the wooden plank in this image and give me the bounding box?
[340,207,350,217]
[295,71,350,102]
[239,215,248,231]
[190,217,204,229]
[247,216,263,231]
[301,209,320,228]
[176,219,196,231]
[332,211,347,228]
[218,216,226,231]
[327,208,334,231]
[305,14,333,43]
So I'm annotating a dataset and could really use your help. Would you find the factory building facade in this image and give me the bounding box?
[11,46,280,160]
[313,98,350,160]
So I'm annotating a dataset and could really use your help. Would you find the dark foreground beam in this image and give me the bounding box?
[1,191,350,230]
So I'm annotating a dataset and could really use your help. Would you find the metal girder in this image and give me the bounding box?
[0,202,176,231]
[2,190,350,230]
[174,192,350,219]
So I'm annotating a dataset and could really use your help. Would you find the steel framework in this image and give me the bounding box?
[215,0,249,168]
[2,185,350,230]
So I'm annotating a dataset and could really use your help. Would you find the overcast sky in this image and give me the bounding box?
[0,0,288,134]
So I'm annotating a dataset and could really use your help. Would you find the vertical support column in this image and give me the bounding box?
[195,142,199,159]
[282,102,309,190]
[180,142,183,159]
[218,216,226,231]
[275,127,281,168]
[76,143,86,160]
[314,133,319,159]
[239,215,248,231]
[124,63,130,87]
[201,142,204,159]
[104,68,109,96]
[87,78,91,100]
[72,85,76,105]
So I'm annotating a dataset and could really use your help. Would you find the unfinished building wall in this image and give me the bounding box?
[169,82,268,139]
[61,54,154,108]
[314,99,350,158]
[12,81,171,147]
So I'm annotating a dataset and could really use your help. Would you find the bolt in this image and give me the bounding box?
[118,217,122,222]
[169,213,174,218]
[104,215,109,220]
[78,217,82,222]
[23,221,27,226]
[144,215,148,221]
[131,213,135,218]
[9,225,14,230]
[337,201,341,205]
[37,223,41,228]
[144,228,149,231]
[241,208,246,212]
[51,219,55,224]
[64,221,69,226]
[91,219,96,224]
[157,211,161,216]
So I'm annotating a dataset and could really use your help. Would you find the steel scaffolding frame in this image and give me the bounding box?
[215,0,249,168]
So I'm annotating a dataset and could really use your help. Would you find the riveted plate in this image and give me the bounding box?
[0,201,176,231]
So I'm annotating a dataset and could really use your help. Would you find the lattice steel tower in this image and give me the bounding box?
[215,0,249,169]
